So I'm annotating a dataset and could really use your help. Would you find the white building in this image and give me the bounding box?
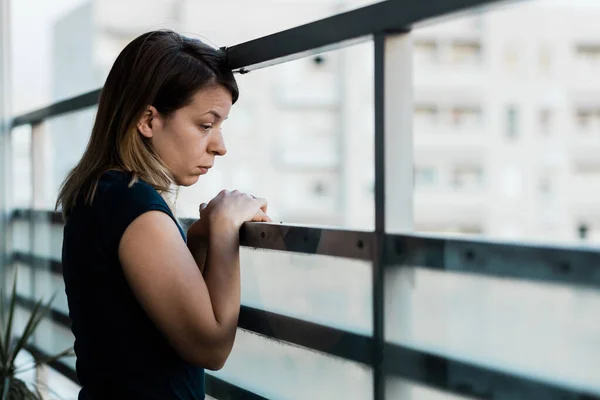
[48,0,600,245]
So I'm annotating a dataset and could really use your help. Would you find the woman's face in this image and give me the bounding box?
[139,85,232,186]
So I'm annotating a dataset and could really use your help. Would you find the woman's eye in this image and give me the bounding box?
[200,124,213,131]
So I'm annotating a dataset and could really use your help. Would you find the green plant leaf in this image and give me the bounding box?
[1,376,10,400]
[3,271,18,369]
[0,288,5,328]
[8,294,56,368]
[0,289,7,369]
[15,347,74,375]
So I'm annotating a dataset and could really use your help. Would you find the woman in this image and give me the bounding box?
[56,30,270,400]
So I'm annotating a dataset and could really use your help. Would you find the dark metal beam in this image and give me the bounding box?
[8,0,512,126]
[11,209,63,224]
[384,343,600,399]
[25,343,267,400]
[11,210,374,260]
[10,209,600,287]
[239,221,372,260]
[226,0,507,71]
[11,252,62,274]
[372,32,386,400]
[25,343,79,384]
[238,305,372,366]
[16,295,72,328]
[18,287,598,399]
[11,89,101,128]
[386,234,600,288]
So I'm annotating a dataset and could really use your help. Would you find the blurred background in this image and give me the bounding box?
[8,0,600,245]
[3,0,600,399]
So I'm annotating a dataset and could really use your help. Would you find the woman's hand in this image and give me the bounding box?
[202,189,271,234]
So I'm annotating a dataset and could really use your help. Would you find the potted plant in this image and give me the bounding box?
[0,271,74,399]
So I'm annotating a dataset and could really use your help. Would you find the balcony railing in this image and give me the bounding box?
[4,0,600,399]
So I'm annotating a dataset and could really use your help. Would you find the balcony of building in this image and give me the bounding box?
[1,1,600,400]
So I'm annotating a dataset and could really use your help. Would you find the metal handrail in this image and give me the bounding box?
[9,0,505,128]
[11,209,600,288]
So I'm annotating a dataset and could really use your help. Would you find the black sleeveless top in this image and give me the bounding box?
[62,170,205,400]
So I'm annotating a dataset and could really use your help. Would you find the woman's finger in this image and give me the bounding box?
[252,210,272,223]
[252,197,268,214]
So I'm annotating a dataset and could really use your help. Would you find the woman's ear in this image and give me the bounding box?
[137,106,159,138]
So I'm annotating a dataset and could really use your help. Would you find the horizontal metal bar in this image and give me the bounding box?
[13,209,600,287]
[14,261,596,399]
[205,374,268,400]
[25,343,79,384]
[16,295,72,328]
[11,252,62,274]
[226,0,504,71]
[239,221,372,260]
[387,233,600,288]
[25,343,266,400]
[238,305,372,365]
[384,343,600,399]
[11,210,373,260]
[7,0,507,124]
[11,89,101,128]
[11,209,63,224]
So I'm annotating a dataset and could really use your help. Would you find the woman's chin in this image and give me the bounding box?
[175,174,201,187]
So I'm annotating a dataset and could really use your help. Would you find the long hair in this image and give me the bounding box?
[56,30,238,219]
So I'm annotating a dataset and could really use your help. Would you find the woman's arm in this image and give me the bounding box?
[119,190,269,370]
[187,220,208,275]
[120,211,240,370]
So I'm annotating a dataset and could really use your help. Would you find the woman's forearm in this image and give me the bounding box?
[187,232,208,274]
[202,223,241,356]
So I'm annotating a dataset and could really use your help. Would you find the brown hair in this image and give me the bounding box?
[56,30,238,218]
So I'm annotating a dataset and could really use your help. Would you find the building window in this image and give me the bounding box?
[451,165,484,189]
[450,40,482,65]
[578,222,590,240]
[574,161,600,175]
[414,104,439,127]
[450,106,482,128]
[313,181,327,196]
[414,39,438,64]
[414,166,437,187]
[575,108,600,133]
[539,45,552,73]
[504,44,519,69]
[507,106,518,138]
[538,175,552,196]
[540,108,552,135]
[575,43,600,65]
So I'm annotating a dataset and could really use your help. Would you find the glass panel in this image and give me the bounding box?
[7,263,32,299]
[386,377,468,400]
[240,248,372,335]
[211,328,373,400]
[385,266,600,394]
[34,319,76,370]
[32,220,63,261]
[11,0,381,113]
[176,41,375,231]
[46,368,81,399]
[32,266,69,315]
[45,108,97,211]
[411,1,600,246]
[10,125,32,209]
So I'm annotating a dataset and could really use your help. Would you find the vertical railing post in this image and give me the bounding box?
[372,30,413,400]
[31,122,49,210]
[0,0,11,295]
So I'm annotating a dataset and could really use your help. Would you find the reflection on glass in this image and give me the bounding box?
[240,248,372,335]
[385,266,600,394]
[211,329,373,400]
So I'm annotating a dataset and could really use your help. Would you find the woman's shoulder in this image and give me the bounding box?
[96,170,170,215]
